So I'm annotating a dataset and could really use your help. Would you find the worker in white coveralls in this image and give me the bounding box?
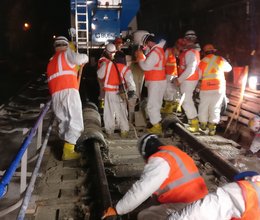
[135,33,167,134]
[245,114,260,157]
[102,134,208,220]
[97,43,136,138]
[160,43,178,114]
[172,30,200,132]
[197,44,232,135]
[46,36,88,160]
[168,171,260,220]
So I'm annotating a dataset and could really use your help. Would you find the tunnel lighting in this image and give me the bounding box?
[91,23,96,30]
[248,76,258,90]
[53,35,56,39]
[23,22,31,31]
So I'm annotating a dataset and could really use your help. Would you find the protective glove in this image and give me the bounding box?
[135,49,146,62]
[101,207,117,220]
[171,78,180,87]
[127,90,135,99]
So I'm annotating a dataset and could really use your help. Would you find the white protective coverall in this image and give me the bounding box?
[198,56,232,124]
[168,182,247,220]
[115,157,170,218]
[178,49,200,119]
[51,48,88,144]
[139,40,167,125]
[97,61,136,133]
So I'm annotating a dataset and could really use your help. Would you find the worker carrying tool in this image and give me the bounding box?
[197,44,232,135]
[172,30,200,133]
[134,31,167,135]
[168,171,260,220]
[46,36,88,160]
[102,134,208,220]
[97,43,136,138]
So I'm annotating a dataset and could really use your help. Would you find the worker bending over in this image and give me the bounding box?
[97,43,136,138]
[46,36,88,160]
[197,44,232,135]
[169,171,260,220]
[102,134,208,219]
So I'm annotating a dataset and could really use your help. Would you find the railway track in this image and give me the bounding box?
[0,74,259,219]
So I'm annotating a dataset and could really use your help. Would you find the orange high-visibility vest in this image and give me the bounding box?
[144,46,166,81]
[165,48,178,76]
[150,145,208,203]
[99,59,128,92]
[231,180,260,220]
[178,49,200,81]
[47,51,78,95]
[199,54,226,91]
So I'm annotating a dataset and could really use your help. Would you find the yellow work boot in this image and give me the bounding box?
[99,99,104,109]
[200,122,207,131]
[208,123,217,136]
[161,101,174,114]
[120,130,129,138]
[147,123,162,135]
[62,142,81,161]
[187,118,199,133]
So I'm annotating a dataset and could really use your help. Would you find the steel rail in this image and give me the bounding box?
[171,122,239,181]
[93,141,112,210]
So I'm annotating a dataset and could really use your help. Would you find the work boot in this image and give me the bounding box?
[147,123,162,135]
[187,118,199,133]
[120,130,129,138]
[200,122,207,131]
[208,123,217,136]
[62,142,81,161]
[161,101,174,114]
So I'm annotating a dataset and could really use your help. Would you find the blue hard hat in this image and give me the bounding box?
[233,171,259,181]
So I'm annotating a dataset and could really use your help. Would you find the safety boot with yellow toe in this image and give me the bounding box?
[208,123,217,136]
[199,122,207,131]
[120,130,129,138]
[161,101,174,114]
[147,123,162,135]
[187,118,199,133]
[62,142,81,161]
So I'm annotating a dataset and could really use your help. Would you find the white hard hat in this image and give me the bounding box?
[133,30,150,46]
[105,43,116,53]
[54,36,69,47]
[184,30,197,40]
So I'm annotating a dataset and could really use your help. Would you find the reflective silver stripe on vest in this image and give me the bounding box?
[47,70,77,82]
[156,149,201,196]
[250,181,260,208]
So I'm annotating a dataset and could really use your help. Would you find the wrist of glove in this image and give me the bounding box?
[127,90,135,99]
[102,207,117,219]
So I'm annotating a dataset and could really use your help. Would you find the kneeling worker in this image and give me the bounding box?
[169,171,260,220]
[102,134,208,219]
